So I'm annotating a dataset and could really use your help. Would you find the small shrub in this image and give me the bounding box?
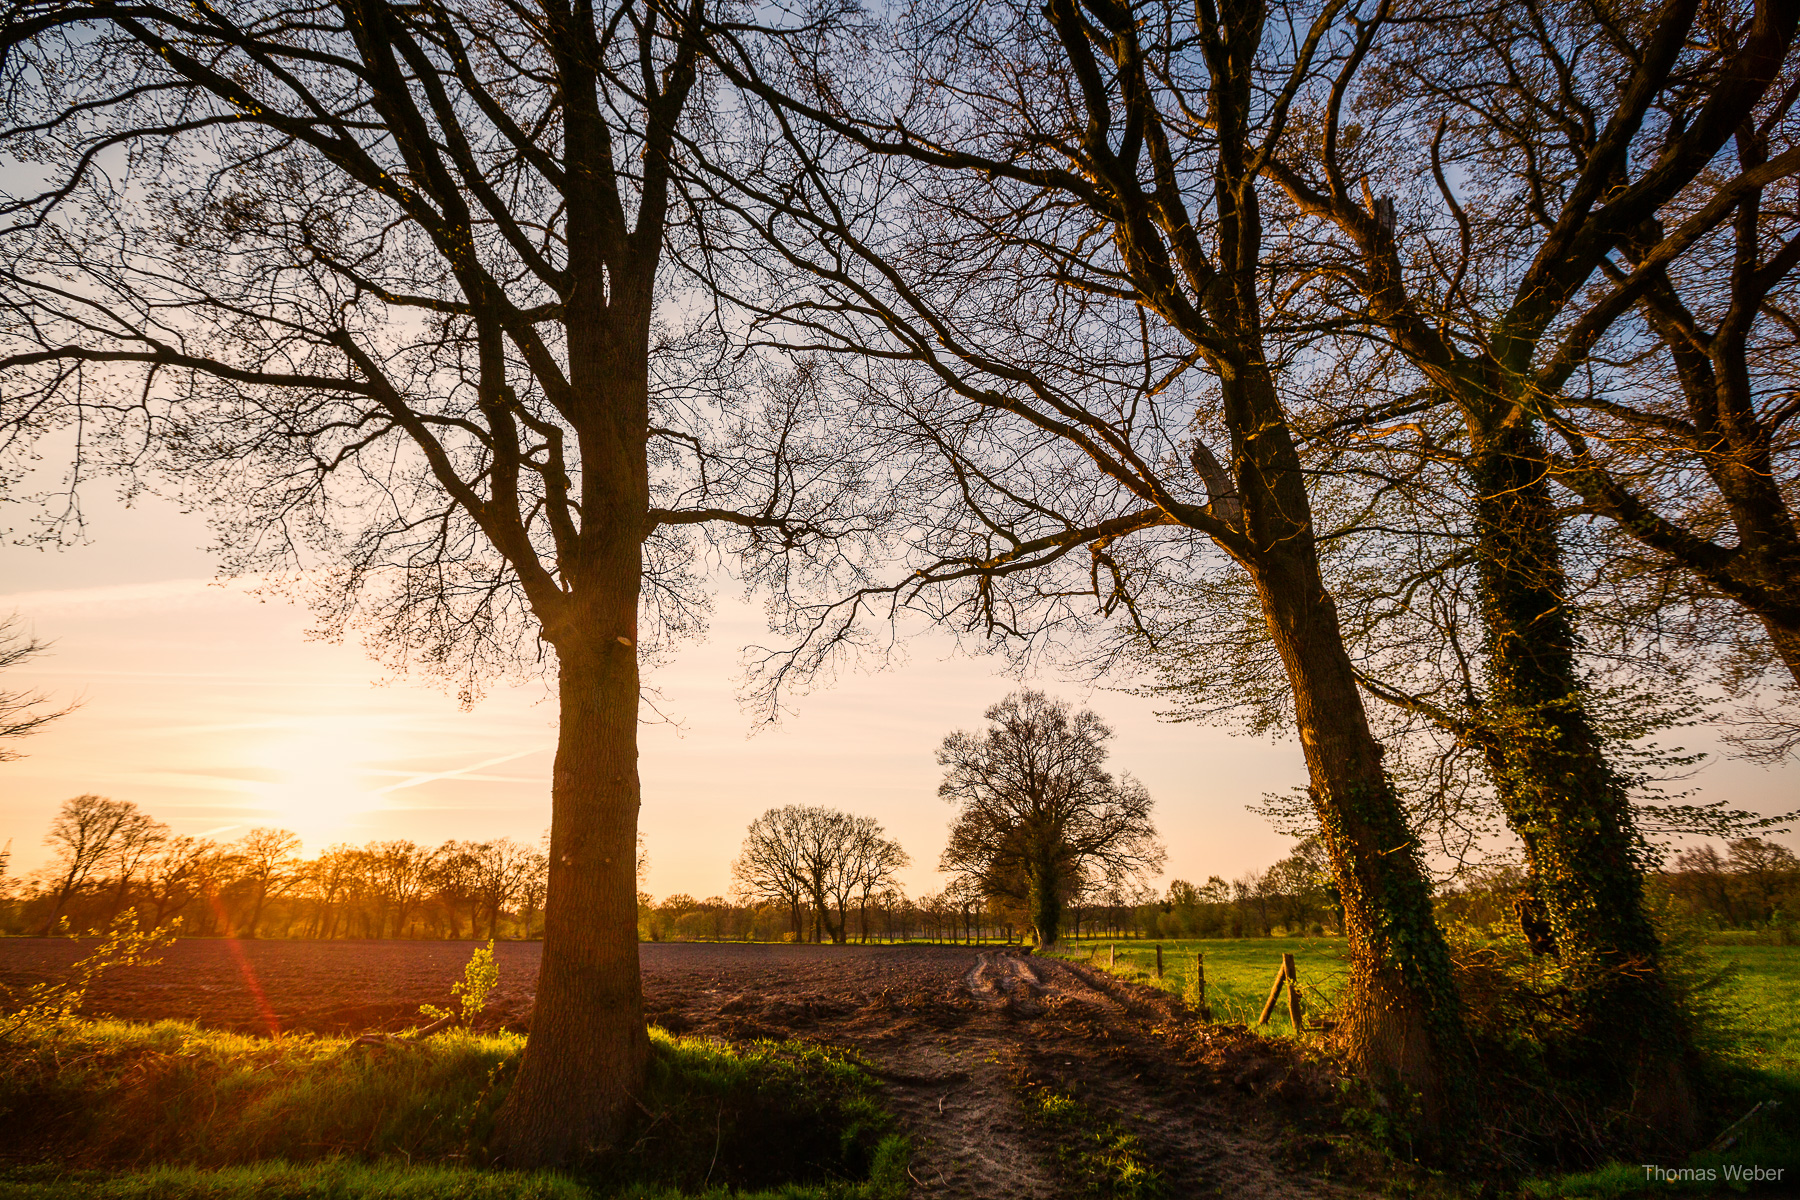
[421,940,500,1028]
[0,913,178,1039]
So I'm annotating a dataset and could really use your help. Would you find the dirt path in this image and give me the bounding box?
[649,946,1363,1200]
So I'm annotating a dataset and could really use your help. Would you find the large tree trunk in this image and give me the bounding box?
[1028,849,1063,947]
[1250,546,1473,1134]
[1212,355,1474,1137]
[491,619,650,1163]
[1469,423,1697,1140]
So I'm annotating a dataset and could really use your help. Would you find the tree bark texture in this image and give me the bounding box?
[1468,421,1697,1139]
[489,62,665,1146]
[1221,362,1474,1137]
[492,618,649,1162]
[1252,545,1473,1128]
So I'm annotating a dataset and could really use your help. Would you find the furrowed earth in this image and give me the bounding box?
[0,940,1357,1198]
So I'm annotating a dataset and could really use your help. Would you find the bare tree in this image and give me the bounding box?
[0,616,75,760]
[938,692,1162,948]
[233,829,302,938]
[845,819,909,942]
[1548,126,1800,762]
[39,794,137,934]
[732,806,811,940]
[427,843,484,940]
[363,840,437,938]
[1259,0,1798,1131]
[0,0,883,1159]
[103,809,171,922]
[140,836,215,929]
[470,838,536,940]
[518,847,551,940]
[696,0,1476,1123]
[731,805,903,943]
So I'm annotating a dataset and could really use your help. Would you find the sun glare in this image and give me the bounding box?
[251,720,387,850]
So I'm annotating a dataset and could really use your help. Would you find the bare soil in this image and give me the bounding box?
[0,938,1370,1198]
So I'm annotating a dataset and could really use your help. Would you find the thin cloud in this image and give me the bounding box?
[372,746,552,795]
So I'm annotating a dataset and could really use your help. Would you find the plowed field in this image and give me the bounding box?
[0,938,1363,1199]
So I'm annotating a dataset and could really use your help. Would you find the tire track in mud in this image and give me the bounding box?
[668,946,1367,1200]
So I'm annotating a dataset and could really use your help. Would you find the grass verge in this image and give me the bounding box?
[0,1159,912,1200]
[0,1020,907,1199]
[1513,939,1800,1196]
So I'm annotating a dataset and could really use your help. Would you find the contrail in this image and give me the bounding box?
[372,745,551,795]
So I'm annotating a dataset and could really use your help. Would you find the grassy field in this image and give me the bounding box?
[1708,945,1800,1072]
[1049,937,1800,1070]
[1046,936,1350,1033]
[1056,936,1800,1196]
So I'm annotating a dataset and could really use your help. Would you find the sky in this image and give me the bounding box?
[2,485,1797,902]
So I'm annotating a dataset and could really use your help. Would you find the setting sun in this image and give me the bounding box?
[251,723,384,851]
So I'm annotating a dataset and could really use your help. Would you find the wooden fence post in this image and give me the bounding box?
[1109,943,1116,969]
[1256,961,1287,1026]
[1283,953,1303,1033]
[1196,953,1210,1021]
[1155,944,1163,978]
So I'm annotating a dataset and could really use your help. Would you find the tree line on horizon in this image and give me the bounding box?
[12,788,1790,948]
[6,0,1800,1160]
[1,794,549,941]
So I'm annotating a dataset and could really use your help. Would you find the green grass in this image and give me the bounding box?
[1519,943,1800,1196]
[0,1160,911,1200]
[0,1021,907,1199]
[0,1162,588,1200]
[1014,1082,1162,1199]
[1045,936,1349,1034]
[1708,946,1800,1073]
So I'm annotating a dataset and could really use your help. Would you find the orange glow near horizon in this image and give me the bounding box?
[6,488,1797,897]
[247,721,386,851]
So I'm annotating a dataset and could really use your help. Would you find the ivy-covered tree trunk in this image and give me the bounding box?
[1221,361,1474,1140]
[1027,848,1064,947]
[1251,541,1474,1134]
[1469,419,1697,1139]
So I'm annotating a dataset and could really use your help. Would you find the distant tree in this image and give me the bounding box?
[732,805,904,944]
[1264,837,1336,935]
[470,839,536,940]
[365,841,436,938]
[845,821,909,943]
[732,807,811,940]
[40,795,138,934]
[1670,844,1736,927]
[233,829,302,937]
[302,845,363,939]
[518,850,550,941]
[102,809,171,922]
[0,615,75,761]
[1727,838,1800,922]
[140,836,214,928]
[427,843,485,940]
[938,692,1163,948]
[1232,870,1274,938]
